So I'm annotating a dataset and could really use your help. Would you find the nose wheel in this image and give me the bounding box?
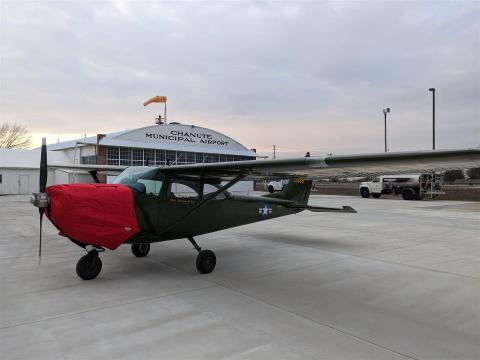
[76,248,103,280]
[188,237,216,274]
[131,243,150,257]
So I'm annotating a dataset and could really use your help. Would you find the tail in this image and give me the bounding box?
[264,179,312,205]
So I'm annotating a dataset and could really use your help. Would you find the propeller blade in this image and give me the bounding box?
[39,137,47,193]
[39,208,44,264]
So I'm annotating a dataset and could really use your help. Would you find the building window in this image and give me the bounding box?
[119,147,132,166]
[155,150,166,166]
[209,153,219,163]
[166,150,176,165]
[132,148,143,166]
[176,151,185,164]
[144,149,155,166]
[81,155,97,164]
[184,152,195,164]
[107,147,120,165]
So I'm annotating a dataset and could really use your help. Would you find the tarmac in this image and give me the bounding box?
[0,194,479,360]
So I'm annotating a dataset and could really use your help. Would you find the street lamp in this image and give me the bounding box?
[429,88,435,150]
[383,107,390,152]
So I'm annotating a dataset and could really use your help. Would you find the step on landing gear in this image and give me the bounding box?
[188,237,216,274]
[76,247,104,280]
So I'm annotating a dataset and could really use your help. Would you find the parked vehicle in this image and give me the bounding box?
[267,179,289,193]
[359,173,444,200]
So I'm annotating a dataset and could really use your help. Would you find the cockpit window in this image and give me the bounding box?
[168,180,199,200]
[113,167,164,195]
[203,183,228,199]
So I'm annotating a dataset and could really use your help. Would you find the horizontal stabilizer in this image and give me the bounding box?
[305,205,357,213]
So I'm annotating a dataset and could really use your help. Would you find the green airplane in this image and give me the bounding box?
[31,139,480,280]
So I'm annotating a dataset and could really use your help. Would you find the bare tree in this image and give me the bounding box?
[0,123,32,149]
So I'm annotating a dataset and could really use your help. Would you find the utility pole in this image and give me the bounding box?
[382,108,390,152]
[272,145,277,159]
[429,88,435,150]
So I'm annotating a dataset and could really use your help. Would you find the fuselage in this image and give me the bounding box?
[45,166,307,250]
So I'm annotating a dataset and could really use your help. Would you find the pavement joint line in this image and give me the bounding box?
[154,256,420,359]
[186,275,419,360]
[0,284,219,331]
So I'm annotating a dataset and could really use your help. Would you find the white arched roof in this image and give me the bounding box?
[99,124,256,157]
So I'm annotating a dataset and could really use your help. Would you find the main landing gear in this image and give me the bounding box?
[188,237,216,274]
[76,247,104,280]
[75,239,216,280]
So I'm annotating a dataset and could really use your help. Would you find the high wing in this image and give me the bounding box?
[48,163,127,172]
[48,163,127,183]
[159,148,480,179]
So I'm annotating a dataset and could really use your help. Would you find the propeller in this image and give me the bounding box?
[31,138,49,264]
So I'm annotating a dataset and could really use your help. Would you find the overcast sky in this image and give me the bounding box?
[1,0,478,156]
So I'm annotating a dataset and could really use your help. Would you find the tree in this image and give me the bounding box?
[0,123,32,149]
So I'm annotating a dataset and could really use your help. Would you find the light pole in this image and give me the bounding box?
[383,107,390,152]
[429,88,435,150]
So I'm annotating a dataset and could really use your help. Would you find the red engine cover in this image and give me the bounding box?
[46,184,141,250]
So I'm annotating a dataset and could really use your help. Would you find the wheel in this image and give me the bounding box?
[402,188,414,200]
[360,187,370,198]
[131,243,150,257]
[76,253,102,280]
[268,185,275,193]
[196,249,216,274]
[372,193,381,198]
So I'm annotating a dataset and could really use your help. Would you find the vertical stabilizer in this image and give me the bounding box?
[264,179,312,205]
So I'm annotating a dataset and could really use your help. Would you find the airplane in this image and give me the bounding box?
[31,138,480,280]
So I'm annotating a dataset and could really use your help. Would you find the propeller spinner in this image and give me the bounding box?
[30,138,50,263]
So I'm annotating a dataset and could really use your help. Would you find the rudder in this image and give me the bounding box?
[264,179,312,205]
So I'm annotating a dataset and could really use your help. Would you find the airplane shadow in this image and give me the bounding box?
[252,232,362,251]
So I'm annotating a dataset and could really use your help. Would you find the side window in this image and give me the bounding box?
[203,183,226,199]
[168,181,199,199]
[0,173,2,184]
[138,179,163,196]
[373,177,380,183]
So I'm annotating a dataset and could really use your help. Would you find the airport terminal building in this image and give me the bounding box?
[48,123,257,166]
[0,123,258,194]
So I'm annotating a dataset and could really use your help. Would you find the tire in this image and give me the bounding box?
[76,253,102,280]
[402,188,414,201]
[372,193,381,198]
[360,187,370,198]
[196,249,216,274]
[131,243,150,257]
[268,185,275,193]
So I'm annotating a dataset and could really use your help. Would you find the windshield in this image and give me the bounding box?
[113,167,165,195]
[113,167,160,185]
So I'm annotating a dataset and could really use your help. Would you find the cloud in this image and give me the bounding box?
[1,0,478,155]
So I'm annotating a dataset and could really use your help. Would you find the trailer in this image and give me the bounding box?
[359,173,444,200]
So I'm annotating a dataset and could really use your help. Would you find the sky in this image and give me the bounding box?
[1,0,479,157]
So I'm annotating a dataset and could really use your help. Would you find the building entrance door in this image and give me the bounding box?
[18,175,29,194]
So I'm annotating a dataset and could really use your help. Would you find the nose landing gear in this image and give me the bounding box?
[131,243,150,257]
[76,247,104,280]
